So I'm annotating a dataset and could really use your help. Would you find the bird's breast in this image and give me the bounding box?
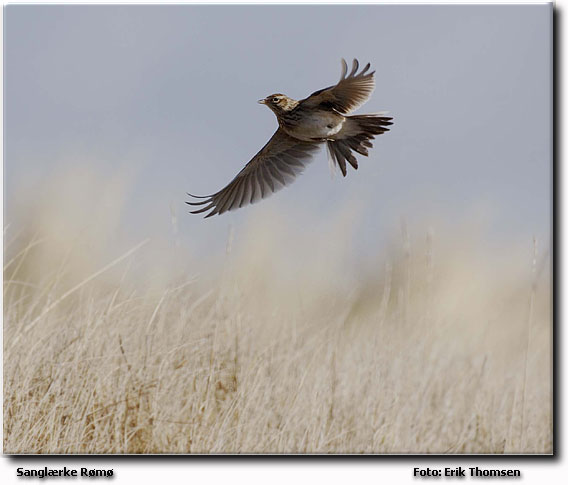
[280,109,345,142]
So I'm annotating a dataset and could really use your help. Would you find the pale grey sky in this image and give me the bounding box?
[4,4,552,261]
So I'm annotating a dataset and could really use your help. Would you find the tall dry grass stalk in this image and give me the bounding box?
[3,168,552,454]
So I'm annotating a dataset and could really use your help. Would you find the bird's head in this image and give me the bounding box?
[258,94,297,114]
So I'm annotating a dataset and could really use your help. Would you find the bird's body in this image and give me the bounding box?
[188,59,392,218]
[279,106,345,141]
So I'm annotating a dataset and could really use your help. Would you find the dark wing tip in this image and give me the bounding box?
[187,192,218,217]
[349,59,359,77]
[343,59,374,79]
[186,199,211,206]
[189,202,215,214]
[186,192,211,199]
[340,58,348,80]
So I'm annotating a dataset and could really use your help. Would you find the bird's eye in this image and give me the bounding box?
[272,97,279,103]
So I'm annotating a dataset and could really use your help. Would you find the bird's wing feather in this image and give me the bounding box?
[301,59,375,114]
[187,129,320,218]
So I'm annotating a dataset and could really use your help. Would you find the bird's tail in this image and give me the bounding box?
[327,114,393,177]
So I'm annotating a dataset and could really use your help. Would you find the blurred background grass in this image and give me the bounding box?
[3,166,551,453]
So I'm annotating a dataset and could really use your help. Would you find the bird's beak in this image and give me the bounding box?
[258,99,266,104]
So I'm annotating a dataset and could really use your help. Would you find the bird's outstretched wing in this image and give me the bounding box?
[301,59,375,114]
[187,129,320,218]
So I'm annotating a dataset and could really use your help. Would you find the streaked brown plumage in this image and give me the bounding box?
[187,59,393,218]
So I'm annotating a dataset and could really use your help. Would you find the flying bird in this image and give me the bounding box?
[187,59,392,218]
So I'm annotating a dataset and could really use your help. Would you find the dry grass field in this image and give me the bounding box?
[3,169,552,454]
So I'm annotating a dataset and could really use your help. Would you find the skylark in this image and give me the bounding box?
[187,59,392,218]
